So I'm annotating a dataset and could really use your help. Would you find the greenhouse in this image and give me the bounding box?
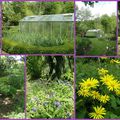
[86,29,104,38]
[19,13,74,42]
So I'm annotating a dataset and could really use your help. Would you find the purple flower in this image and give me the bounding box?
[31,107,37,112]
[54,101,61,108]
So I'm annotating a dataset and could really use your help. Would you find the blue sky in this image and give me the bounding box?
[76,1,117,17]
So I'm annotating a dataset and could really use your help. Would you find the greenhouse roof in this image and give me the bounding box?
[20,13,74,22]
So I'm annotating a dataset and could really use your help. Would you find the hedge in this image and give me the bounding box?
[2,39,74,54]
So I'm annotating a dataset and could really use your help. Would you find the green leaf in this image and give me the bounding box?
[76,107,87,118]
[110,95,117,108]
[110,113,119,118]
[116,97,120,105]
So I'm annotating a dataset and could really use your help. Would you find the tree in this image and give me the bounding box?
[3,2,27,26]
[100,14,116,34]
[27,56,73,80]
[76,7,93,21]
[3,2,74,27]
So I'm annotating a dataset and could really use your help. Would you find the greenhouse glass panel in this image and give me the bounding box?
[19,13,74,45]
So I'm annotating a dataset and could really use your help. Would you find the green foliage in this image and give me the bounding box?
[0,58,7,76]
[3,38,74,54]
[4,31,65,47]
[0,56,24,118]
[3,2,74,27]
[27,80,74,118]
[3,112,25,119]
[26,56,74,118]
[76,38,92,55]
[62,69,74,83]
[27,56,73,80]
[27,56,45,79]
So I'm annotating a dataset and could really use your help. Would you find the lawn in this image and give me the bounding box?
[77,37,116,56]
[87,38,116,55]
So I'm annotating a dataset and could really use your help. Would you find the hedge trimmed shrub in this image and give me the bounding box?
[3,39,74,54]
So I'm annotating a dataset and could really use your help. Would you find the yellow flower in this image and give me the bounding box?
[91,91,100,99]
[99,95,110,103]
[80,78,99,89]
[116,89,120,96]
[110,59,120,64]
[106,80,120,91]
[100,74,115,85]
[78,89,90,97]
[89,106,106,119]
[98,68,108,76]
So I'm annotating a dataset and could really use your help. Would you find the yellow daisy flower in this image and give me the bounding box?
[78,89,90,97]
[89,106,106,119]
[90,91,100,99]
[98,68,108,76]
[80,78,99,89]
[100,74,115,85]
[99,95,110,103]
[106,80,120,91]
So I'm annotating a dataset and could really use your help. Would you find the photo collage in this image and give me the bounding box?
[0,0,120,119]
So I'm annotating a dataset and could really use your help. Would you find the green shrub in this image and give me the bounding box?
[3,39,74,54]
[0,75,24,97]
[76,38,92,55]
[105,33,116,41]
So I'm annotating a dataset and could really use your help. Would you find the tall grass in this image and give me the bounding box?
[4,29,70,47]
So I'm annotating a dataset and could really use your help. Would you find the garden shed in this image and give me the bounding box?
[86,29,104,38]
[19,13,74,41]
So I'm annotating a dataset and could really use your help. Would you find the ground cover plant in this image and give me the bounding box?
[0,55,25,118]
[76,58,120,119]
[76,1,117,56]
[26,56,74,118]
[2,2,74,54]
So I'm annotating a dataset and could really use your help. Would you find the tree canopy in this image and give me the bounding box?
[3,2,74,26]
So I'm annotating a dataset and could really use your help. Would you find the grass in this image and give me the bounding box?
[87,38,116,55]
[26,79,74,119]
[4,32,65,47]
[77,37,116,55]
